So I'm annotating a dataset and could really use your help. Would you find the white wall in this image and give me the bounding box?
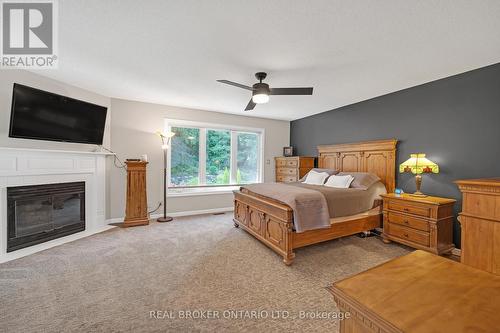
[0,71,290,219]
[0,70,112,216]
[0,70,111,149]
[109,98,290,218]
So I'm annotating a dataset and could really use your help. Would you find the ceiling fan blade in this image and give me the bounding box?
[244,99,256,111]
[217,80,253,91]
[270,87,313,95]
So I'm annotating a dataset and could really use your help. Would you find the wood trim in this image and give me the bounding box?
[455,178,500,189]
[317,139,397,154]
[327,285,403,333]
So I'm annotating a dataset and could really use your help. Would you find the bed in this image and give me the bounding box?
[232,139,397,265]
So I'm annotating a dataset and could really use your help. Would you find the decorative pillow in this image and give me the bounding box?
[299,168,338,182]
[302,170,330,185]
[338,172,381,190]
[324,175,355,188]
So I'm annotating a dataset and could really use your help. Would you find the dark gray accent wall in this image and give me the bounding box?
[290,63,500,247]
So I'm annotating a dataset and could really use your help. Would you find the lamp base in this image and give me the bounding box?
[157,216,173,223]
[411,175,428,197]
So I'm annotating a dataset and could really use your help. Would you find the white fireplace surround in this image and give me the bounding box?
[0,147,113,263]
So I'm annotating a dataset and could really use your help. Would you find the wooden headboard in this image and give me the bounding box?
[317,139,398,192]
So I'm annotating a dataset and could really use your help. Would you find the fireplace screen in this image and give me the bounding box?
[7,182,85,252]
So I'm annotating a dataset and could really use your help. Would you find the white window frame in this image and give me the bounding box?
[165,119,264,194]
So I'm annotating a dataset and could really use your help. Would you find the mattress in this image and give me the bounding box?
[285,181,387,218]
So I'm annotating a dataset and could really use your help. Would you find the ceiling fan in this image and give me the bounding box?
[217,72,313,111]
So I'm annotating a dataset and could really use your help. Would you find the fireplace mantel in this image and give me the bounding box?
[0,147,112,262]
[0,146,114,156]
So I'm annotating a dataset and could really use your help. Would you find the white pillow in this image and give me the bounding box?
[324,175,355,188]
[302,170,330,185]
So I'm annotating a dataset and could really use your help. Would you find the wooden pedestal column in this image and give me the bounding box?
[112,160,150,227]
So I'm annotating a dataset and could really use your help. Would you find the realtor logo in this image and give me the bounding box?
[1,0,58,68]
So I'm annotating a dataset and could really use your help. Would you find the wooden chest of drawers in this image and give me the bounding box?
[274,156,314,183]
[381,193,456,255]
[455,178,500,274]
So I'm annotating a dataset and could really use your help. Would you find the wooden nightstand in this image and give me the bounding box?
[381,193,456,255]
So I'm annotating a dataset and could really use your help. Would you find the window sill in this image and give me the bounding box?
[167,186,240,197]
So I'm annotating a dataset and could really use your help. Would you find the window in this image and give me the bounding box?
[237,132,259,183]
[170,127,200,186]
[167,120,263,189]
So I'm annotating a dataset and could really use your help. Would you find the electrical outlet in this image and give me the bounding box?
[266,159,270,165]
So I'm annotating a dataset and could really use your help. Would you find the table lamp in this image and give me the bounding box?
[156,130,176,222]
[399,153,439,197]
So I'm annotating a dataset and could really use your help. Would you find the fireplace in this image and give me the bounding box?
[7,182,85,252]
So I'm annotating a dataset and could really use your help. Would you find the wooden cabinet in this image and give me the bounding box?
[328,250,500,333]
[455,178,500,274]
[274,156,314,182]
[381,193,455,254]
[121,161,149,227]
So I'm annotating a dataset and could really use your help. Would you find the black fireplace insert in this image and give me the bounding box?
[7,182,85,252]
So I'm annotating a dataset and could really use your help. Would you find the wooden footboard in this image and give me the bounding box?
[233,139,395,265]
[233,190,296,265]
[233,190,382,265]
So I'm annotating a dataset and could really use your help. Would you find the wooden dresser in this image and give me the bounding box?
[328,250,500,333]
[381,193,455,255]
[274,156,314,182]
[455,178,500,274]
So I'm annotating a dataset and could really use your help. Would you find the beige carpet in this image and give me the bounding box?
[0,213,410,332]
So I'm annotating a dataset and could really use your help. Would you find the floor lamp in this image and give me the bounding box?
[156,131,175,222]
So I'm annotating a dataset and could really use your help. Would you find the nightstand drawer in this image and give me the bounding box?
[386,223,429,247]
[276,167,297,176]
[277,175,297,183]
[388,201,431,218]
[387,212,429,232]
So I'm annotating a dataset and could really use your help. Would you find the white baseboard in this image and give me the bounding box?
[107,206,234,224]
[451,248,462,257]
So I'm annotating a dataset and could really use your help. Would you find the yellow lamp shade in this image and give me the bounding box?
[399,153,439,175]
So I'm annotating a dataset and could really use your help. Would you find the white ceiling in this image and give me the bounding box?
[38,0,500,121]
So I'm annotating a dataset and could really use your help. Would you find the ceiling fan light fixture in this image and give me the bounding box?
[217,72,313,111]
[252,82,270,104]
[252,93,269,104]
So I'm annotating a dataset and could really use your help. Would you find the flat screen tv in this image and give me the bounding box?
[9,83,108,145]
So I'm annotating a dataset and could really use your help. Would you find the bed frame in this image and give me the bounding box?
[233,139,397,265]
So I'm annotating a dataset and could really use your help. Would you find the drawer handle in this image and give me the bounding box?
[404,220,409,224]
[404,233,409,238]
[403,208,409,212]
